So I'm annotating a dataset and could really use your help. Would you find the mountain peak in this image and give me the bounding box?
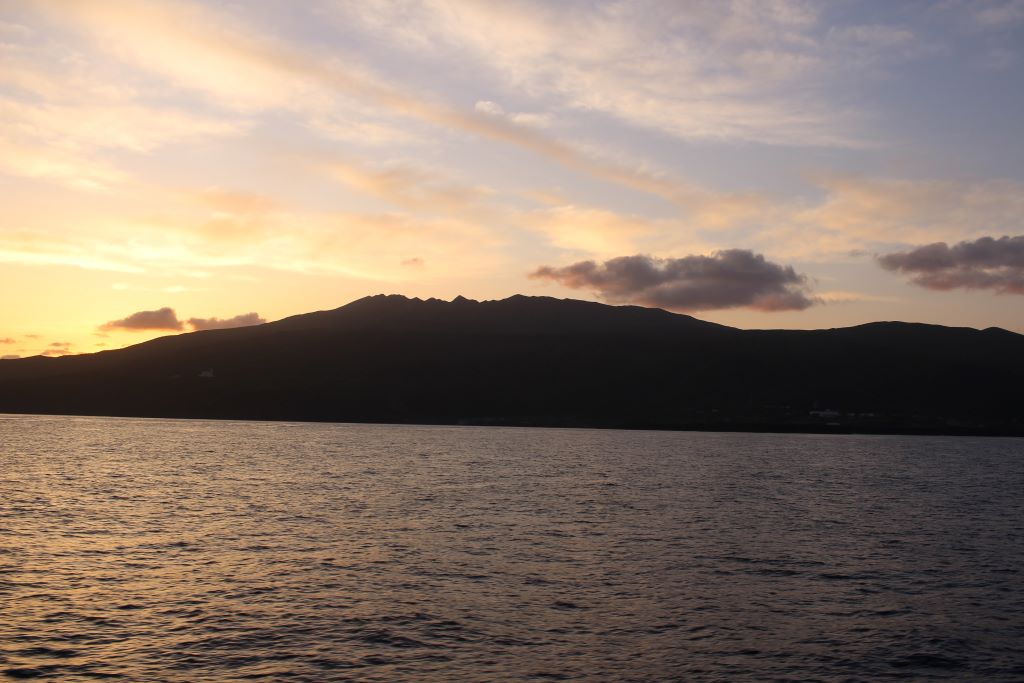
[1,293,1022,434]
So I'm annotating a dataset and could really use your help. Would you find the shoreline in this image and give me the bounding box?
[4,410,1021,439]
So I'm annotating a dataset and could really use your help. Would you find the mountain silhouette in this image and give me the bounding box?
[1,294,1022,435]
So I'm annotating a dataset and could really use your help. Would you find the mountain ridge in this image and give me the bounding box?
[1,294,1022,435]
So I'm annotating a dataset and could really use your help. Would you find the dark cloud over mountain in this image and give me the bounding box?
[188,313,266,331]
[100,308,265,333]
[101,307,184,331]
[530,250,817,312]
[878,235,1024,294]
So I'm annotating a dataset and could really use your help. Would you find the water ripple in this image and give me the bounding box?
[1,415,1022,681]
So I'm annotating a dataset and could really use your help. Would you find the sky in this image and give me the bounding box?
[1,0,1023,358]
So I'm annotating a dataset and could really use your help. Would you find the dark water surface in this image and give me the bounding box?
[1,415,1022,682]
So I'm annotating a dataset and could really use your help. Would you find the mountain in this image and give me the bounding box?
[1,294,1022,435]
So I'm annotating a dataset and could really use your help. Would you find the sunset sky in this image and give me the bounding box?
[2,0,1023,358]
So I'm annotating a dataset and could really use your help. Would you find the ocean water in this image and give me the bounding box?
[1,415,1022,682]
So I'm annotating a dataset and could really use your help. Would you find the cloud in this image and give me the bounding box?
[878,235,1024,294]
[0,228,149,273]
[40,343,73,357]
[2,167,1013,285]
[0,135,128,191]
[188,312,266,331]
[0,197,506,281]
[799,175,1024,242]
[1,355,21,360]
[0,98,243,155]
[0,34,248,189]
[101,309,267,335]
[101,307,184,331]
[759,175,1024,259]
[340,0,871,147]
[524,204,659,255]
[969,0,1024,28]
[827,24,936,68]
[531,250,817,312]
[199,187,279,215]
[474,100,552,128]
[401,257,424,267]
[0,338,14,344]
[324,159,493,215]
[36,0,732,208]
[816,290,900,305]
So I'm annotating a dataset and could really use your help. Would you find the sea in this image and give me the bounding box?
[1,414,1022,682]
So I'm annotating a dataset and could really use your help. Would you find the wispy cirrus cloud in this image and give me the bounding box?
[323,159,494,215]
[2,159,1020,288]
[474,100,552,129]
[748,175,1024,261]
[531,251,817,312]
[24,0,752,209]
[523,205,661,256]
[0,98,243,155]
[336,1,937,148]
[517,173,1024,264]
[799,175,1024,243]
[0,136,128,190]
[967,0,1024,28]
[0,229,148,273]
[0,32,249,189]
[0,203,505,281]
